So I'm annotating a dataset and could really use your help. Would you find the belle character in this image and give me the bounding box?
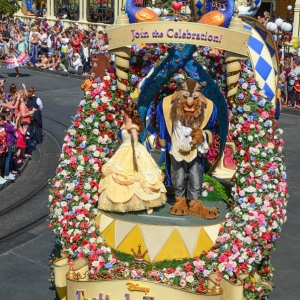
[98,102,166,214]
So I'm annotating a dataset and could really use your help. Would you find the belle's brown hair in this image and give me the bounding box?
[121,102,144,132]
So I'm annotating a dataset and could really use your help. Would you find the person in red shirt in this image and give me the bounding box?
[71,33,81,53]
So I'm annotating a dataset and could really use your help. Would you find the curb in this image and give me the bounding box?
[0,156,30,191]
[1,62,85,80]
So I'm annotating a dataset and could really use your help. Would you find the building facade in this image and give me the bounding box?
[15,0,125,30]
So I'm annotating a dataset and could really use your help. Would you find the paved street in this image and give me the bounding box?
[0,68,299,300]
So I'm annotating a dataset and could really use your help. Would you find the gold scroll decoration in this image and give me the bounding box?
[54,260,252,300]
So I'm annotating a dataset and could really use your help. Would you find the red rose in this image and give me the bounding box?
[106,113,114,121]
[165,268,175,274]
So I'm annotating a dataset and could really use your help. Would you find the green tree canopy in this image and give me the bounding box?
[0,0,21,16]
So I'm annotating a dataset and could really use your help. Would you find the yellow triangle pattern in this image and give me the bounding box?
[101,220,115,248]
[153,229,190,262]
[193,228,213,257]
[95,214,101,227]
[204,224,221,243]
[99,213,114,232]
[116,225,150,262]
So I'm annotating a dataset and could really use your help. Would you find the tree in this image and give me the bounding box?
[0,0,21,16]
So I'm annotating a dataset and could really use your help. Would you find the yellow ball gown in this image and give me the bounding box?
[98,124,167,212]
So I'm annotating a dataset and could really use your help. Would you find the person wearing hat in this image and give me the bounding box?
[68,52,83,74]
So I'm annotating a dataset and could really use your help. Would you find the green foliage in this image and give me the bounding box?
[203,174,231,201]
[0,0,21,16]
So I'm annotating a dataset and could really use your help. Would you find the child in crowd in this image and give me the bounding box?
[15,121,29,164]
[0,114,7,183]
[67,43,73,64]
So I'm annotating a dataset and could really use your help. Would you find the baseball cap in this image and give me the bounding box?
[74,22,79,26]
[74,53,80,57]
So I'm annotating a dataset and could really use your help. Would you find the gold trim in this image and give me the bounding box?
[159,138,166,146]
[162,94,173,137]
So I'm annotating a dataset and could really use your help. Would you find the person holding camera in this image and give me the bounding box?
[68,53,83,74]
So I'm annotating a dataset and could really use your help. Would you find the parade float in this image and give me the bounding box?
[48,1,288,299]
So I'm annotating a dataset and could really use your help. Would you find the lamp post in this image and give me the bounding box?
[287,5,293,20]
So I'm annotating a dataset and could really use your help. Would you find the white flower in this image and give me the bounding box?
[202,190,208,197]
[248,135,253,142]
[84,183,91,190]
[93,150,100,157]
[77,166,84,172]
[92,261,100,267]
[218,263,225,271]
[92,102,98,108]
[86,117,93,123]
[186,276,194,283]
[93,164,99,170]
[243,104,251,112]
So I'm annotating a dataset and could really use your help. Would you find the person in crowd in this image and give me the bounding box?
[41,18,49,30]
[81,71,95,92]
[46,28,54,53]
[5,38,30,77]
[15,121,30,165]
[27,87,43,144]
[68,52,83,74]
[1,111,16,180]
[67,42,73,63]
[60,31,69,54]
[35,54,49,68]
[81,39,90,75]
[71,33,81,53]
[15,28,25,53]
[50,51,68,72]
[288,60,300,107]
[29,29,40,65]
[39,28,48,55]
[0,114,8,184]
[40,3,47,18]
[279,69,288,105]
[293,74,300,109]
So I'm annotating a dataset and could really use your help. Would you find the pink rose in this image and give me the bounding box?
[218,253,228,263]
[261,111,269,120]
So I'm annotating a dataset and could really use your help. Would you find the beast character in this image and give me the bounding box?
[157,78,219,219]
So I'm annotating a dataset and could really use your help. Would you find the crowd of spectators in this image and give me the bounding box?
[0,14,109,76]
[255,12,300,109]
[0,80,43,185]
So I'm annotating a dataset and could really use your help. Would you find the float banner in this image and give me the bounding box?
[106,22,250,56]
[63,274,249,300]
